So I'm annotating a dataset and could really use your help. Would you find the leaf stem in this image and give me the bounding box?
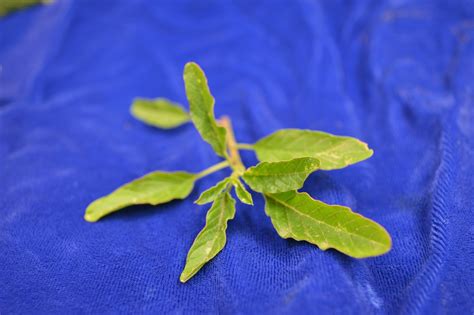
[196,160,230,179]
[235,143,254,150]
[219,116,246,175]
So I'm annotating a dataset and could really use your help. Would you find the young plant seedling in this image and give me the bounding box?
[84,62,392,283]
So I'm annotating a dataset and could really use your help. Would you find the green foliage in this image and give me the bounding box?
[85,172,196,222]
[195,177,231,205]
[131,98,190,129]
[0,0,50,17]
[232,178,253,205]
[85,61,391,282]
[180,192,236,283]
[243,157,320,193]
[264,191,391,258]
[183,62,227,157]
[253,129,373,170]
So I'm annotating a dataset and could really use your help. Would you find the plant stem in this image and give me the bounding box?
[195,116,246,180]
[196,160,230,179]
[235,143,254,150]
[219,116,246,175]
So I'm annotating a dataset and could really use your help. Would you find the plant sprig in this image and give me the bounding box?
[85,62,391,283]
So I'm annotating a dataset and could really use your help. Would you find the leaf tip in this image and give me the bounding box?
[179,270,193,283]
[238,198,253,206]
[361,142,374,159]
[129,99,139,116]
[242,193,254,205]
[84,212,97,223]
[184,61,201,72]
[356,224,392,258]
[194,199,205,205]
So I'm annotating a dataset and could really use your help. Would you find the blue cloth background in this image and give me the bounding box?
[1,0,473,314]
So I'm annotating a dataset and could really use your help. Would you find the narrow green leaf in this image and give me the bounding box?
[131,98,190,129]
[242,157,320,193]
[183,62,227,157]
[253,129,373,170]
[264,191,391,258]
[232,178,253,205]
[195,177,231,205]
[180,192,236,282]
[85,171,196,222]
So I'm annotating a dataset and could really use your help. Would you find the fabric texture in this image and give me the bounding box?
[1,0,473,313]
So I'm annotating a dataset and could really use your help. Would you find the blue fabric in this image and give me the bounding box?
[1,0,473,313]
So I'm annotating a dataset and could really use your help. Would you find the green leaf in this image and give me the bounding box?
[131,98,190,129]
[264,191,391,258]
[0,0,50,17]
[232,178,253,205]
[195,177,231,205]
[183,62,227,157]
[85,171,196,222]
[242,157,320,193]
[253,129,373,170]
[180,192,236,282]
